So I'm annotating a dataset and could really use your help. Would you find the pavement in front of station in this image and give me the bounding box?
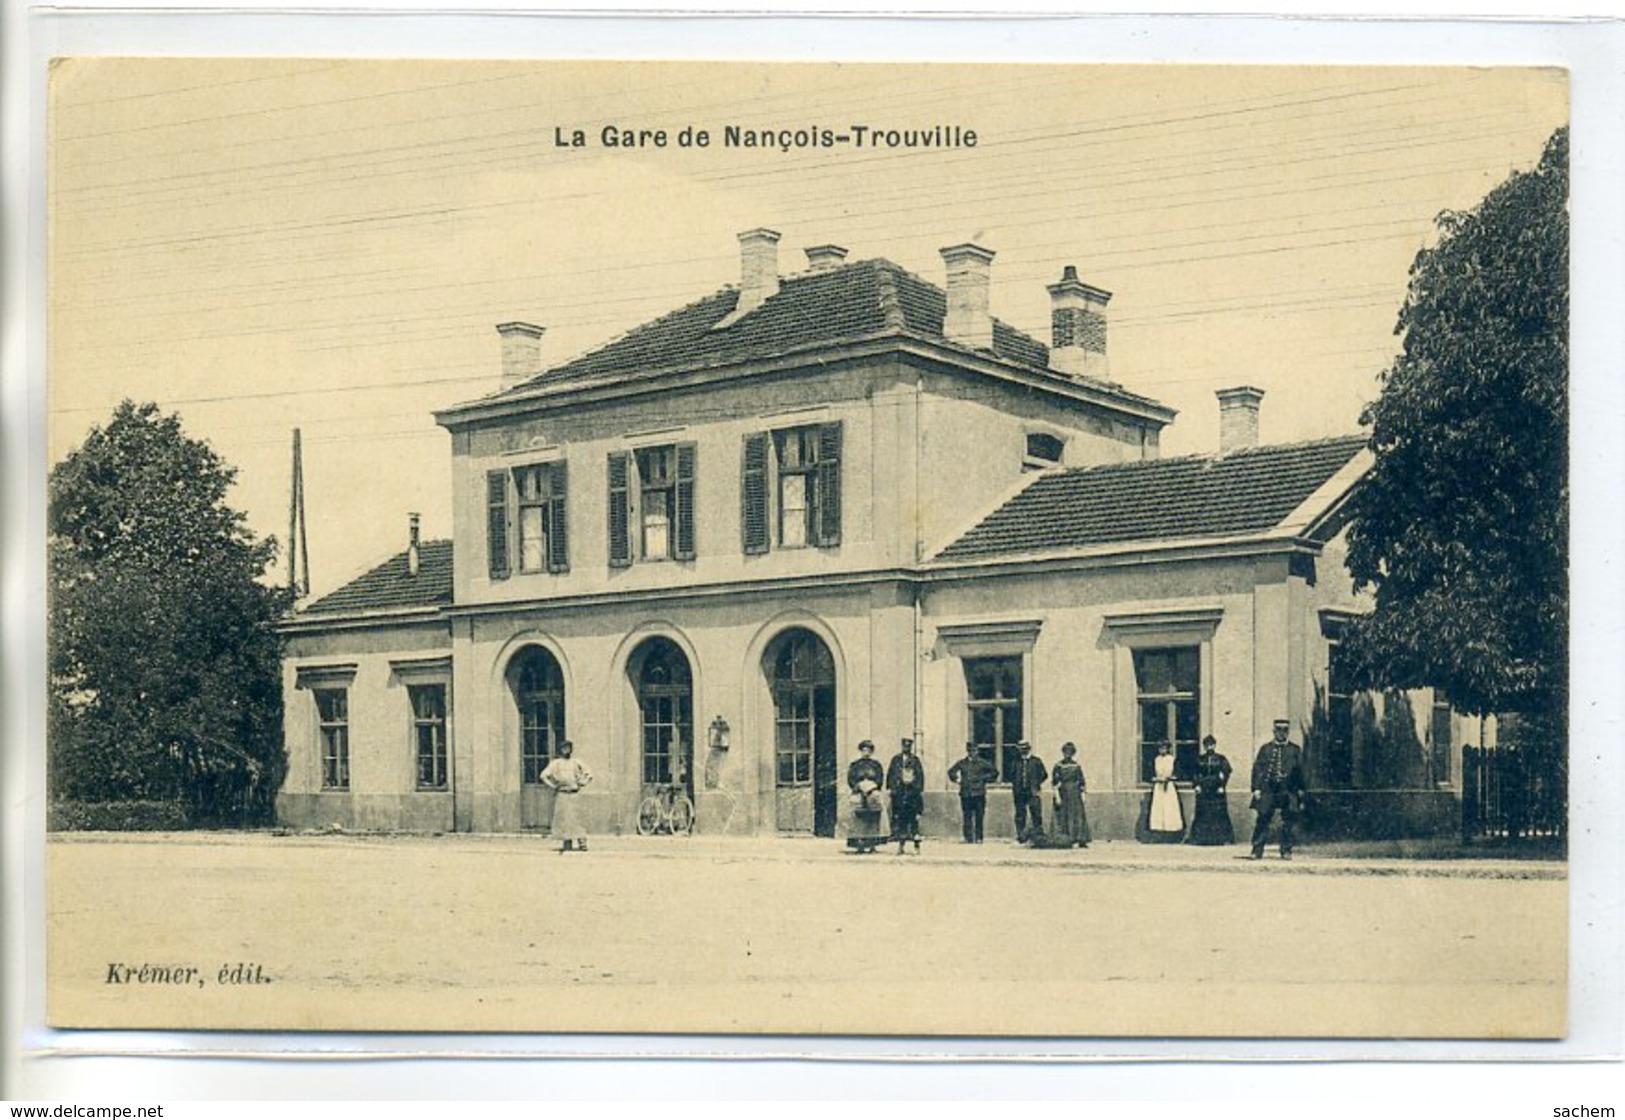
[49,827,1567,880]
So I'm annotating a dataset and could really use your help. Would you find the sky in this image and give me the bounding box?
[47,60,1568,598]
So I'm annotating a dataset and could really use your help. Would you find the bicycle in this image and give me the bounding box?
[636,782,696,836]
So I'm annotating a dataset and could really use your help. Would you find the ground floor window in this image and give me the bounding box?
[514,647,565,784]
[315,688,349,790]
[410,684,448,790]
[965,656,1023,783]
[635,637,692,786]
[772,630,835,786]
[1134,646,1199,782]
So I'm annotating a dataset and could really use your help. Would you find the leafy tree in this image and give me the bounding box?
[49,401,291,825]
[1343,128,1567,730]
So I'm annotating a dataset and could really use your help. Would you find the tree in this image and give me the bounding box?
[49,401,291,825]
[1342,128,1567,729]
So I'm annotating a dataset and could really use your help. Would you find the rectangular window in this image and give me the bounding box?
[315,688,349,791]
[775,689,814,786]
[743,422,843,556]
[515,465,551,573]
[637,446,675,560]
[965,656,1024,783]
[1134,647,1200,782]
[410,684,448,790]
[1326,640,1355,787]
[512,462,569,574]
[775,427,817,548]
[1429,690,1452,786]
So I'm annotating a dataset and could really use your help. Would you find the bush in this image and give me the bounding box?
[49,799,190,831]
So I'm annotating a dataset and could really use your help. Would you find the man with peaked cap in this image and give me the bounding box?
[885,737,926,854]
[1250,718,1306,859]
[1010,741,1048,845]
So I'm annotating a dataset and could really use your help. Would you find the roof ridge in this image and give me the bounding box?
[1049,433,1369,477]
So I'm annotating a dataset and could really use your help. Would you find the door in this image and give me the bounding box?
[769,629,837,836]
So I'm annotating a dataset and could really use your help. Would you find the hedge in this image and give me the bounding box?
[48,799,190,831]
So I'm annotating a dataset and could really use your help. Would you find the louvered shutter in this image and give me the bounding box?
[816,421,842,547]
[675,442,697,561]
[546,460,570,574]
[607,451,632,568]
[486,470,510,580]
[741,432,770,555]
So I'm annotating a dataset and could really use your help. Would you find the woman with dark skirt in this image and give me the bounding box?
[1185,734,1235,845]
[1050,742,1091,848]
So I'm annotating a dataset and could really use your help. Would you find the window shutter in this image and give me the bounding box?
[741,432,770,555]
[816,421,842,547]
[607,451,632,568]
[546,460,570,574]
[486,470,510,580]
[675,441,698,561]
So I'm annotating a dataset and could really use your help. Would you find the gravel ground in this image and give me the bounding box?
[46,831,1567,1037]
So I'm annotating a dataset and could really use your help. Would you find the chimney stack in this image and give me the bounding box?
[1216,386,1265,452]
[407,512,422,576]
[1048,265,1112,380]
[940,243,996,351]
[736,228,782,315]
[804,244,849,273]
[497,322,545,390]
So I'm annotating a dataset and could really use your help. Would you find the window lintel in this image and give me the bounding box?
[295,663,358,689]
[938,619,1043,658]
[1318,607,1366,639]
[1102,605,1223,639]
[389,655,452,685]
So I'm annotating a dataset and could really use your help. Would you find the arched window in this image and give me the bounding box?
[634,637,693,787]
[512,647,565,784]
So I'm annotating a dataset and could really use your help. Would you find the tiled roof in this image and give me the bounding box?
[935,436,1369,562]
[301,539,453,615]
[485,258,1149,406]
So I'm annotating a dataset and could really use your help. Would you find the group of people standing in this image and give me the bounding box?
[844,718,1307,857]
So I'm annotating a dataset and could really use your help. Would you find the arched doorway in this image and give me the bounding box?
[509,645,566,830]
[629,636,694,809]
[766,628,838,836]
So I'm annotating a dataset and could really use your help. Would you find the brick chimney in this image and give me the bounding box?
[940,243,996,351]
[496,322,545,390]
[736,228,782,314]
[1216,386,1265,452]
[804,244,849,273]
[407,512,422,576]
[1047,265,1111,381]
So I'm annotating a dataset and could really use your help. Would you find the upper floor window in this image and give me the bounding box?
[608,444,696,567]
[1023,431,1065,471]
[1134,646,1200,783]
[742,422,842,554]
[487,461,569,579]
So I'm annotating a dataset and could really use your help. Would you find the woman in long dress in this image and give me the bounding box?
[541,740,594,853]
[1050,742,1091,848]
[1185,734,1236,845]
[1145,742,1186,842]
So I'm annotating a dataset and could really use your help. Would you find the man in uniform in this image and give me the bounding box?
[885,737,926,854]
[1011,741,1048,845]
[1250,718,1306,860]
[947,741,996,843]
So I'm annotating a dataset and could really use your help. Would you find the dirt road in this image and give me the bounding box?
[45,832,1566,1037]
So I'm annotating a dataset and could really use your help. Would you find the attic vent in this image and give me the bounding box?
[1023,432,1065,471]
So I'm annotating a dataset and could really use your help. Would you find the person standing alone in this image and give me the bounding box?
[947,741,996,843]
[541,740,594,853]
[1250,719,1305,860]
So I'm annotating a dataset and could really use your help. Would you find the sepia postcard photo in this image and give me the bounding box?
[42,58,1571,1038]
